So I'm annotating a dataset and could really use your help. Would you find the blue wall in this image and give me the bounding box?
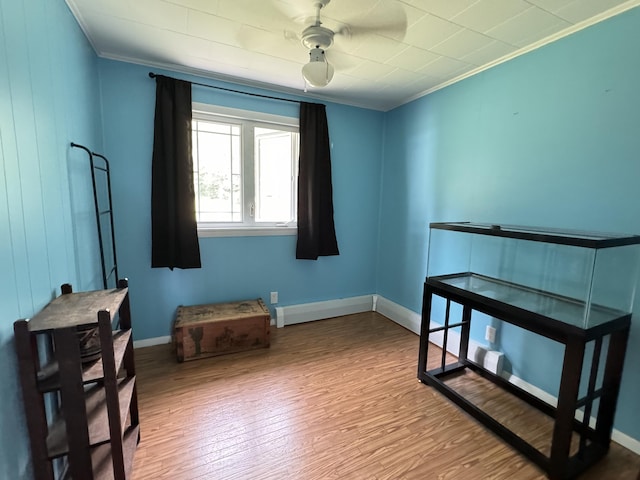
[98,60,385,341]
[0,0,105,478]
[4,2,640,478]
[378,7,640,440]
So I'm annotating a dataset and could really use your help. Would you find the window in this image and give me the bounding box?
[192,104,299,237]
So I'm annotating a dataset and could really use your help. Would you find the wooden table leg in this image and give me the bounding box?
[549,336,585,479]
[595,327,630,447]
[417,283,433,379]
[458,305,472,363]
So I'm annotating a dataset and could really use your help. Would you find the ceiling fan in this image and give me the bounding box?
[300,0,337,88]
[273,0,408,88]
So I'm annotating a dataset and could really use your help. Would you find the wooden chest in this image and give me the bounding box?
[174,299,270,362]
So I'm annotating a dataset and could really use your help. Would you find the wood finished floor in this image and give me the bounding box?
[131,312,640,479]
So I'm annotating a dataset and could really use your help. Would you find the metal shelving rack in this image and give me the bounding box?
[71,143,119,289]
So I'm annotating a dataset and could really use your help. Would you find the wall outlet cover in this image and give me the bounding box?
[485,325,497,343]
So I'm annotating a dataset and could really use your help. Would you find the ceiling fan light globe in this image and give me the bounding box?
[302,59,334,87]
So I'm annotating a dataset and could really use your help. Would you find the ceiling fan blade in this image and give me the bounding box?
[269,0,317,26]
[333,1,407,42]
[325,49,356,71]
[284,29,301,42]
[237,25,305,61]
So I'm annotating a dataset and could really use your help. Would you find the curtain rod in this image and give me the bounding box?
[148,72,302,105]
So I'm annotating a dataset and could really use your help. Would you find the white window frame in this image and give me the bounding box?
[192,103,299,238]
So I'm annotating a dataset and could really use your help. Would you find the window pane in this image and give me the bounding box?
[255,127,297,223]
[193,120,242,222]
[196,121,232,134]
[192,105,299,231]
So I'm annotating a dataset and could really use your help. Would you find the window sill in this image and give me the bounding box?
[198,226,297,238]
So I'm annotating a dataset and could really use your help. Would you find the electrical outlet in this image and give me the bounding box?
[270,291,278,304]
[485,325,496,343]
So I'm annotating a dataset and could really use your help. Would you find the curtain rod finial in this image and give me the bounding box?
[149,72,156,78]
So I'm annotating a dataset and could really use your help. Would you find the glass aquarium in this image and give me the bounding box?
[426,222,640,329]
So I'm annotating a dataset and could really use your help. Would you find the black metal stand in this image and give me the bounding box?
[418,277,630,480]
[70,143,119,289]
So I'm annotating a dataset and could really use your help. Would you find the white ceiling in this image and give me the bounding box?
[66,0,640,111]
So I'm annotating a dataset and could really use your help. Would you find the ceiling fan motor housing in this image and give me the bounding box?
[301,24,334,49]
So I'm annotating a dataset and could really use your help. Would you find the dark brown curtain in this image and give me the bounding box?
[151,75,201,269]
[296,102,339,260]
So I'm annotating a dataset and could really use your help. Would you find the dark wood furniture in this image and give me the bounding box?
[418,223,639,480]
[14,279,139,479]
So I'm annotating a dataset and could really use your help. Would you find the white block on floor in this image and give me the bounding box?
[473,346,504,376]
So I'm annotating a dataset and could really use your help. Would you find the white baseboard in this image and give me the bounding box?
[612,429,640,455]
[374,295,640,455]
[275,295,373,328]
[373,295,421,333]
